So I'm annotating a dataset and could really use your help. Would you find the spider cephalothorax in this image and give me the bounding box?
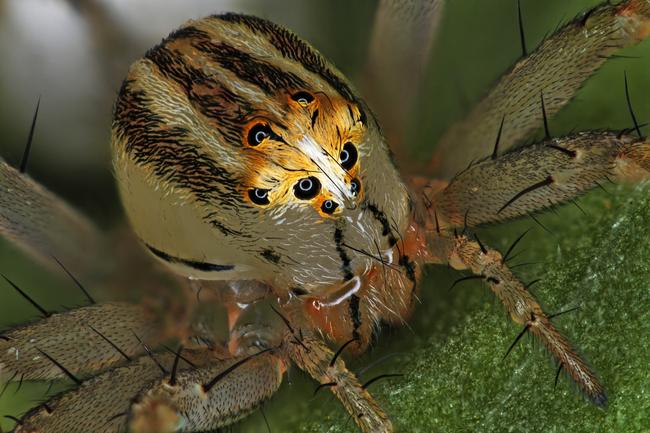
[112,15,412,302]
[1,1,650,433]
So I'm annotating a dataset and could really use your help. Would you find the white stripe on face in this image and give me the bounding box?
[297,135,355,205]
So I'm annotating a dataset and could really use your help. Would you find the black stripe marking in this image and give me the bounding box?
[146,244,234,272]
[215,13,356,101]
[144,44,255,148]
[192,40,309,95]
[547,144,577,158]
[334,227,354,281]
[260,248,281,264]
[349,294,361,340]
[311,109,319,128]
[208,219,243,237]
[166,26,210,43]
[399,255,417,284]
[113,79,244,216]
[399,255,418,304]
[291,287,309,296]
[347,105,356,124]
[366,203,397,246]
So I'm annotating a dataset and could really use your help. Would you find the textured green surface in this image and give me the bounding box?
[294,183,650,432]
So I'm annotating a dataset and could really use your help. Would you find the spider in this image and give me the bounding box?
[1,1,649,432]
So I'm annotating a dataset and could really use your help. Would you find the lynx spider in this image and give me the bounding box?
[0,1,650,433]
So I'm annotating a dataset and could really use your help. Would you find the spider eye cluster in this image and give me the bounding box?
[247,123,273,146]
[340,142,358,170]
[248,188,270,205]
[321,199,338,214]
[291,91,315,106]
[245,90,363,214]
[294,176,321,200]
[350,178,361,196]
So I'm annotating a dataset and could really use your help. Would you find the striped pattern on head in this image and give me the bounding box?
[112,13,410,293]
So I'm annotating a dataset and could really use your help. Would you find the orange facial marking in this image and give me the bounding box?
[239,90,366,215]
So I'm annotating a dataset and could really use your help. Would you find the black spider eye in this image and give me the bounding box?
[291,91,314,106]
[340,142,358,170]
[321,200,339,215]
[248,188,270,205]
[293,176,321,200]
[247,124,272,146]
[350,178,361,196]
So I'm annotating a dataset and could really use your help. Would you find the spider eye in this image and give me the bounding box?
[291,91,314,106]
[340,142,358,170]
[293,176,321,200]
[350,178,361,196]
[248,188,270,205]
[247,124,272,146]
[321,200,338,215]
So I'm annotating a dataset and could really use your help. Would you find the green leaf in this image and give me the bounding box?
[294,184,650,432]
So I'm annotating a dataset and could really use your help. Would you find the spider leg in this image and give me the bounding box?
[126,349,284,433]
[425,131,650,227]
[10,346,273,433]
[10,353,181,433]
[364,0,445,164]
[0,158,111,280]
[286,330,393,433]
[430,233,607,406]
[0,303,159,381]
[429,0,650,177]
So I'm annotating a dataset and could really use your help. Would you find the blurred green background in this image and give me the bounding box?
[1,0,649,432]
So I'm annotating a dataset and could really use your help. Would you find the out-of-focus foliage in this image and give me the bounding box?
[0,0,649,432]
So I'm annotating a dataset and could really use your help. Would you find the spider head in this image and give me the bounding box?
[111,15,411,294]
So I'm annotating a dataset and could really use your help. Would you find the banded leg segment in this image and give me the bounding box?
[438,234,606,405]
[430,132,650,227]
[287,332,392,433]
[430,0,650,177]
[0,303,159,381]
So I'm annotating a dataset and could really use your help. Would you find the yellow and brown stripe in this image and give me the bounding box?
[112,13,367,220]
